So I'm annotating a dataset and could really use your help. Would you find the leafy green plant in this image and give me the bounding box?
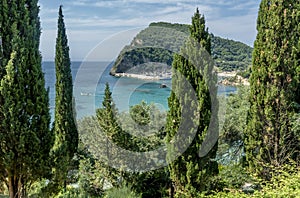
[104,185,141,198]
[129,101,151,125]
[207,163,300,197]
[218,164,253,190]
[217,86,250,165]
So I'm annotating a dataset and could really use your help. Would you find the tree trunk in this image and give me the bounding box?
[169,182,174,198]
[8,176,18,198]
[8,175,26,198]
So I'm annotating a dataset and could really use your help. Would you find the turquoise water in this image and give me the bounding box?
[42,62,236,119]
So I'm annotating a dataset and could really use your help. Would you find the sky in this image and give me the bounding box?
[39,0,260,61]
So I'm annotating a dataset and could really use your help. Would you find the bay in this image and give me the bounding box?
[42,61,236,120]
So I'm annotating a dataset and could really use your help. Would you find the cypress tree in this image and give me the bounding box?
[245,0,300,179]
[0,0,16,75]
[51,5,78,192]
[97,83,122,144]
[0,0,53,197]
[96,83,126,187]
[165,8,218,197]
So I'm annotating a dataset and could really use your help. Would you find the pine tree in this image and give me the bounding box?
[165,8,218,197]
[0,0,53,197]
[51,5,78,192]
[245,0,300,179]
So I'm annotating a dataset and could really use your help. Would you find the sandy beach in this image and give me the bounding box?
[114,71,238,80]
[114,71,249,86]
[216,71,237,77]
[114,72,172,80]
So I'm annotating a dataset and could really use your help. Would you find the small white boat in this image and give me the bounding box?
[80,92,92,96]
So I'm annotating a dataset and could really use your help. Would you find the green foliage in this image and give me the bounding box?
[129,101,151,125]
[245,0,300,180]
[111,47,173,74]
[111,22,253,75]
[50,6,78,195]
[78,117,113,196]
[237,66,251,78]
[126,168,170,198]
[165,8,218,197]
[76,150,105,198]
[118,103,166,152]
[28,179,50,198]
[211,35,252,71]
[0,1,53,197]
[252,164,300,197]
[104,185,141,198]
[218,164,253,190]
[53,5,78,157]
[207,164,300,198]
[53,186,87,198]
[96,85,165,153]
[217,86,250,164]
[149,22,190,33]
[79,94,170,197]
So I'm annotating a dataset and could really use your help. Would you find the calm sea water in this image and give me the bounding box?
[42,62,236,120]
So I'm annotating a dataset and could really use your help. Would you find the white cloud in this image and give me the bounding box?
[40,0,260,60]
[71,0,195,7]
[72,0,90,6]
[64,17,146,29]
[229,1,259,11]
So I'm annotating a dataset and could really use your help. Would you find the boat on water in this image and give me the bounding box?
[160,84,167,88]
[80,92,93,96]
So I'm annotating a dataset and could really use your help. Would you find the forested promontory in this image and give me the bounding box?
[110,22,253,76]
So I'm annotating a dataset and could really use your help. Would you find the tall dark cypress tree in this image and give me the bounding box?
[0,0,17,75]
[51,5,78,191]
[165,8,218,197]
[0,0,53,197]
[245,0,300,179]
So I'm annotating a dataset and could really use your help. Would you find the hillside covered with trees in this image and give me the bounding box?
[110,22,253,75]
[0,0,299,198]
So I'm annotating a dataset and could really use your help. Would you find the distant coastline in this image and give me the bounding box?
[113,71,249,86]
[114,72,172,80]
[217,71,250,86]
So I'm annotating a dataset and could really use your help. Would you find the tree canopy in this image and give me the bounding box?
[110,22,253,75]
[165,8,219,197]
[245,0,300,179]
[0,0,53,197]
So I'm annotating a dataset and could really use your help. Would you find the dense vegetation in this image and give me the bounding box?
[0,0,299,197]
[211,35,252,71]
[110,22,253,75]
[217,86,250,165]
[0,1,53,197]
[165,9,219,197]
[111,47,173,74]
[0,3,77,198]
[48,6,79,195]
[244,0,300,179]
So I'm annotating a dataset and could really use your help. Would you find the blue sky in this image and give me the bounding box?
[39,0,260,61]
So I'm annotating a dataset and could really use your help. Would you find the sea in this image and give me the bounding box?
[42,61,237,120]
